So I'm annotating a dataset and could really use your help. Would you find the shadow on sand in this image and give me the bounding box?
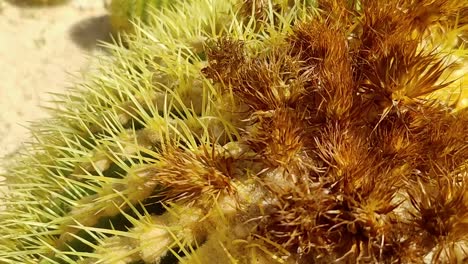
[69,14,113,51]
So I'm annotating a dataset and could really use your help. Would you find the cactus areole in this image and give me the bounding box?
[1,0,468,263]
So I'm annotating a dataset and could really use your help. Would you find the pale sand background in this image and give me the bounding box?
[0,0,111,172]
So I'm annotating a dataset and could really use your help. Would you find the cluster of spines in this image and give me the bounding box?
[0,0,467,263]
[203,0,468,262]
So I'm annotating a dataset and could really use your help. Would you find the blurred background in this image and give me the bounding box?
[0,0,112,167]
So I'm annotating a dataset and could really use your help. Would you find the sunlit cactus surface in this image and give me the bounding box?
[1,0,468,263]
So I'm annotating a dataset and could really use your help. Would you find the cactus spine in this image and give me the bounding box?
[1,0,467,263]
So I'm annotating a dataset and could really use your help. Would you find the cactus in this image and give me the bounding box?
[11,0,69,6]
[108,0,176,33]
[1,0,467,263]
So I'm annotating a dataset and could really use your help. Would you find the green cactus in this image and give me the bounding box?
[1,0,468,263]
[108,0,176,33]
[10,0,69,6]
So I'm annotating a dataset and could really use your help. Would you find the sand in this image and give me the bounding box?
[0,0,111,168]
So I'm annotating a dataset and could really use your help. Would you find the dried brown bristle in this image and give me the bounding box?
[2,0,466,263]
[201,0,468,262]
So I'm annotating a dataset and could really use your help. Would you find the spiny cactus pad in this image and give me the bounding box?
[1,0,467,263]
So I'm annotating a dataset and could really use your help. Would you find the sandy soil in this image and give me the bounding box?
[0,0,111,168]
